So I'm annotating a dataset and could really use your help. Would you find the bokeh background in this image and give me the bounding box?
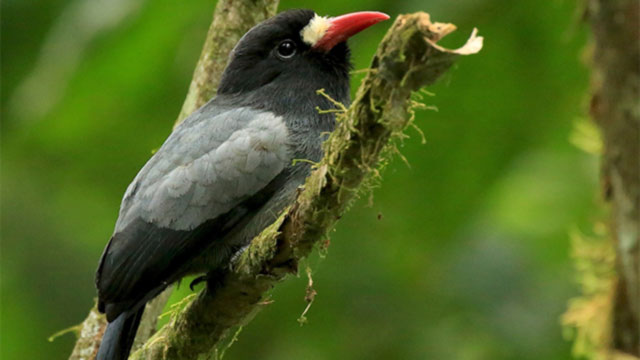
[1,0,599,359]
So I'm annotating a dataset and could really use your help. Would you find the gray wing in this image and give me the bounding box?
[97,106,292,320]
[116,106,290,231]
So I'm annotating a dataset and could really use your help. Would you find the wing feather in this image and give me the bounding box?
[97,106,293,319]
[116,107,290,231]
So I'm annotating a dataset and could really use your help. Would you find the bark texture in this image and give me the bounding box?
[68,1,278,359]
[129,12,482,360]
[588,0,639,356]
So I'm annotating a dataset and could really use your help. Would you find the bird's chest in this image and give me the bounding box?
[288,123,334,163]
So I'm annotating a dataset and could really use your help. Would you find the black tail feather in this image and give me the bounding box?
[96,307,144,360]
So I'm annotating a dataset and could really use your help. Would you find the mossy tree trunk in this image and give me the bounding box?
[586,0,639,357]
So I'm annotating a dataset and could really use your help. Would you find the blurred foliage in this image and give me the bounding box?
[1,0,597,359]
[562,223,615,360]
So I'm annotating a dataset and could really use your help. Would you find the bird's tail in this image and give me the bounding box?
[96,307,144,360]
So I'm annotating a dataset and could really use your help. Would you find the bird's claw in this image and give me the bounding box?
[189,275,207,291]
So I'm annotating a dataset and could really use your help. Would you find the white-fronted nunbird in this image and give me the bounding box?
[95,9,389,360]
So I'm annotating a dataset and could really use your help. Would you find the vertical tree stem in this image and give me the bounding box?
[588,0,639,356]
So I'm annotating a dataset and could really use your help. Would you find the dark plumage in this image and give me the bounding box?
[95,9,388,360]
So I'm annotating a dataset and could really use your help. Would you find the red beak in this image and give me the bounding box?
[314,11,390,51]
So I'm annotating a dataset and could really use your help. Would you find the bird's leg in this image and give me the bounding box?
[204,268,227,296]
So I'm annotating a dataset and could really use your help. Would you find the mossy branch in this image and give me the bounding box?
[67,1,278,359]
[564,0,639,358]
[130,12,482,360]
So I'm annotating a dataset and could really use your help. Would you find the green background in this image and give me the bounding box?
[1,0,597,359]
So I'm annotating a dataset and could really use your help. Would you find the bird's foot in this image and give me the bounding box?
[189,269,227,294]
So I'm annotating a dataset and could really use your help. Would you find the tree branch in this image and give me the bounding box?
[588,0,639,356]
[130,12,482,360]
[68,1,278,359]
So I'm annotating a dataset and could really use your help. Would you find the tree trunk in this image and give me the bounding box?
[589,0,640,356]
[566,0,640,358]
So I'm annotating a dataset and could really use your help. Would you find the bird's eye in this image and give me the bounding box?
[276,40,296,59]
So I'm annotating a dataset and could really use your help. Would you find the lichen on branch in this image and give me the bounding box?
[130,12,482,360]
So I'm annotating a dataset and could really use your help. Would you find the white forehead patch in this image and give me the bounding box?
[300,13,331,46]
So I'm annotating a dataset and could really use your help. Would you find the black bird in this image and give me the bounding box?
[95,9,389,360]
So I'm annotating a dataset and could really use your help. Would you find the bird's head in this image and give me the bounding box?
[217,9,389,106]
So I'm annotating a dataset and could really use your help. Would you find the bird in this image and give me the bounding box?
[94,9,389,360]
